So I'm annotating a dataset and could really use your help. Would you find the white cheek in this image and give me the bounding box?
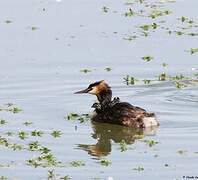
[88,88,97,94]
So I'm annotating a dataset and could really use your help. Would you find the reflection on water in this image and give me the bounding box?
[77,122,158,157]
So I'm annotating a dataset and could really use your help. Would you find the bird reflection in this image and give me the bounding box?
[77,121,157,158]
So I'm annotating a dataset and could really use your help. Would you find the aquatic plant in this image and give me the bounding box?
[119,140,127,152]
[143,79,151,84]
[104,67,112,72]
[162,63,168,67]
[149,9,171,19]
[0,176,7,180]
[51,130,62,138]
[174,81,186,89]
[142,56,154,62]
[39,146,51,154]
[28,141,40,151]
[18,131,28,140]
[70,160,85,167]
[194,73,198,79]
[175,31,185,36]
[177,150,187,155]
[100,159,111,167]
[23,122,33,126]
[123,35,137,41]
[66,113,79,120]
[5,20,12,24]
[0,119,7,125]
[27,153,62,168]
[80,69,91,73]
[158,72,167,81]
[47,169,55,179]
[143,139,158,147]
[0,104,22,113]
[139,24,151,31]
[31,130,43,137]
[188,48,198,54]
[124,8,134,17]
[171,74,186,81]
[10,144,23,151]
[133,165,144,171]
[65,113,90,123]
[102,6,109,13]
[0,137,9,147]
[31,27,38,31]
[59,175,71,180]
[5,131,14,136]
[123,75,135,85]
[0,136,24,151]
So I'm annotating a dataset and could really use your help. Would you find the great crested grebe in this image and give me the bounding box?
[74,80,159,128]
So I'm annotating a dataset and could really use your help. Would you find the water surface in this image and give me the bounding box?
[0,0,198,179]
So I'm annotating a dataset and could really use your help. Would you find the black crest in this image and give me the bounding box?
[88,80,104,88]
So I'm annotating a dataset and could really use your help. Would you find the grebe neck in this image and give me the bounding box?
[96,89,112,107]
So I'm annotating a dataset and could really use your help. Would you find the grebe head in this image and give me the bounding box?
[74,80,108,95]
[74,80,112,106]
